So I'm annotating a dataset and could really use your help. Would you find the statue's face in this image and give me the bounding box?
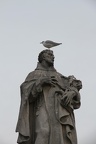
[72,80,82,90]
[44,51,54,65]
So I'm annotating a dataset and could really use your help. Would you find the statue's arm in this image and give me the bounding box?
[28,79,43,103]
[72,92,81,109]
[29,76,55,102]
[60,89,81,109]
[24,72,58,103]
[64,89,81,109]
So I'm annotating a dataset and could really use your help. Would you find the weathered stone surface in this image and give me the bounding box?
[16,49,82,144]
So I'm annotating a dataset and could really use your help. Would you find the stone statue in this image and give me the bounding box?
[16,49,82,144]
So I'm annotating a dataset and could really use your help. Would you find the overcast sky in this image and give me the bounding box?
[0,0,96,144]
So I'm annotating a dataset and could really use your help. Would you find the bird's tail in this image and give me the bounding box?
[55,43,62,46]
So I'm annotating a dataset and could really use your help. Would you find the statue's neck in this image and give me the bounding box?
[36,62,56,71]
[41,61,53,69]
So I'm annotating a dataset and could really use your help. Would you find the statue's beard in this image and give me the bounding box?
[48,62,54,67]
[46,58,54,67]
[50,63,54,67]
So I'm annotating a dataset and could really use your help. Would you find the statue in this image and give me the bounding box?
[16,49,82,144]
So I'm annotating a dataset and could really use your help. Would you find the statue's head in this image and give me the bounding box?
[68,75,82,91]
[38,49,55,66]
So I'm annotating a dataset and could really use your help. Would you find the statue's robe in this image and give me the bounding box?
[16,63,80,144]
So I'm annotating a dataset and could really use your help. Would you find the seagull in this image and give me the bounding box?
[40,40,62,49]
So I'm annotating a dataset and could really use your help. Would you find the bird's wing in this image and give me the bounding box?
[45,40,62,45]
[45,40,56,44]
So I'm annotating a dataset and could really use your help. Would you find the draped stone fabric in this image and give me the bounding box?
[16,63,80,144]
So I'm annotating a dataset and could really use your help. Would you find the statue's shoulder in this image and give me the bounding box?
[57,72,70,87]
[57,72,68,80]
[20,71,36,88]
[25,68,43,81]
[25,70,36,81]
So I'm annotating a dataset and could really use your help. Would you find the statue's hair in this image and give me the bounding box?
[38,49,53,63]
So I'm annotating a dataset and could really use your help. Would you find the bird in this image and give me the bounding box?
[40,40,62,49]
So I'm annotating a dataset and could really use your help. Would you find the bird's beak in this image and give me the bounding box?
[40,42,42,44]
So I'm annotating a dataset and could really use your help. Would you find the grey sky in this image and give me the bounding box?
[0,0,96,144]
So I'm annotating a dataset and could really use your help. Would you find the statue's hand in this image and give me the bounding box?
[61,91,76,106]
[40,76,58,87]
